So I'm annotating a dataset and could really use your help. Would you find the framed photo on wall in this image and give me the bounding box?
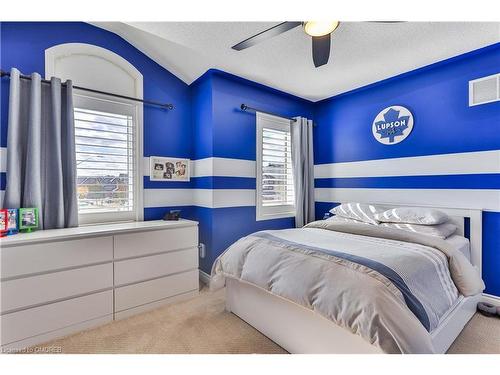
[150,156,190,182]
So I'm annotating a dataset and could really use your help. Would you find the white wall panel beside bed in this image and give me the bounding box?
[143,157,256,178]
[314,150,500,178]
[315,188,500,211]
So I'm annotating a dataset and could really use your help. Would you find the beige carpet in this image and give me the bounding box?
[39,286,500,354]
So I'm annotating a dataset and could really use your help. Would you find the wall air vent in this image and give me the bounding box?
[469,73,500,106]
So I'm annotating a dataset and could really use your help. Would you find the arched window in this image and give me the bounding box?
[45,43,144,224]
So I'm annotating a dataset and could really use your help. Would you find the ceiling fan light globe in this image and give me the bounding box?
[303,21,339,37]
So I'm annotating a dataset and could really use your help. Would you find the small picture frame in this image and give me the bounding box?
[0,209,7,236]
[150,156,190,182]
[6,208,19,235]
[19,208,39,232]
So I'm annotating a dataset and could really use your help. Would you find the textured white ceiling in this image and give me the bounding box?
[92,22,500,101]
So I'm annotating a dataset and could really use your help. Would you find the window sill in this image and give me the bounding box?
[256,212,296,222]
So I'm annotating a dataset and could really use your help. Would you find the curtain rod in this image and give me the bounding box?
[0,70,174,110]
[240,104,296,122]
[240,104,317,127]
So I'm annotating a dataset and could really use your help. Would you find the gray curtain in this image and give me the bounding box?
[4,68,78,229]
[291,116,315,227]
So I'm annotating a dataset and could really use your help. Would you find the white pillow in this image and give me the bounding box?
[380,222,457,239]
[374,207,450,225]
[329,203,386,225]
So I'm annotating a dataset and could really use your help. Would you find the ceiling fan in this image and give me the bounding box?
[231,21,402,68]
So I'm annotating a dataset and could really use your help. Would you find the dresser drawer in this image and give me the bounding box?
[113,226,198,259]
[114,247,198,286]
[115,269,199,312]
[0,290,113,345]
[1,236,113,279]
[1,263,113,314]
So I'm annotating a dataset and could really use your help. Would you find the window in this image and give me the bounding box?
[74,94,142,224]
[469,73,500,106]
[256,112,295,221]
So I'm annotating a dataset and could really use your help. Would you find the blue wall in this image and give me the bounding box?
[313,43,500,297]
[0,22,192,157]
[314,43,500,165]
[1,22,498,294]
[191,70,314,272]
[0,22,197,227]
[0,22,314,275]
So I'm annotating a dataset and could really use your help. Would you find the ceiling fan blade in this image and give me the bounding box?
[232,21,302,51]
[312,34,331,67]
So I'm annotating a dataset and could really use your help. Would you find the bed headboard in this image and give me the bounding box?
[434,207,482,273]
[341,203,483,273]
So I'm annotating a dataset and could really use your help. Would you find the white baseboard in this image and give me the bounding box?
[199,269,211,286]
[482,293,500,306]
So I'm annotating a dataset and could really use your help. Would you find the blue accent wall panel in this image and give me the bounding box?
[0,22,192,158]
[0,172,5,190]
[203,206,295,274]
[144,176,255,189]
[207,70,314,160]
[483,212,500,297]
[189,70,314,272]
[313,43,500,165]
[315,201,340,221]
[190,73,213,160]
[314,174,500,189]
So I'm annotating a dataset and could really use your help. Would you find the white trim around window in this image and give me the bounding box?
[256,112,295,221]
[73,94,144,225]
[45,43,144,225]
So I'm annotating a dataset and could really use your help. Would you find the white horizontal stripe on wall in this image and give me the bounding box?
[314,150,500,178]
[143,157,256,178]
[144,189,194,208]
[144,189,256,209]
[1,147,6,173]
[212,189,255,208]
[315,188,500,211]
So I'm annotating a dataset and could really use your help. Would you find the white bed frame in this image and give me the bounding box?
[225,206,483,354]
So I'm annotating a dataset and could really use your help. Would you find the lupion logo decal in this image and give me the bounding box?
[372,106,414,145]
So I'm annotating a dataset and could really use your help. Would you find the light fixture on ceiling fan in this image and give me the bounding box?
[232,21,402,68]
[302,21,340,37]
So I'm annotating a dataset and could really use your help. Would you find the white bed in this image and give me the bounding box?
[223,206,483,354]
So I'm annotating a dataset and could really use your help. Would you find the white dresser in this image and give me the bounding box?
[0,219,199,351]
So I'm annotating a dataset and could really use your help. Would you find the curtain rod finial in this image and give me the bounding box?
[241,104,248,111]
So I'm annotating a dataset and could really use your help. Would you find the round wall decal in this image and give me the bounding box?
[372,106,414,145]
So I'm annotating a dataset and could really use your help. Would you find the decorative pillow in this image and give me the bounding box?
[380,222,457,239]
[374,207,450,225]
[329,203,385,225]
